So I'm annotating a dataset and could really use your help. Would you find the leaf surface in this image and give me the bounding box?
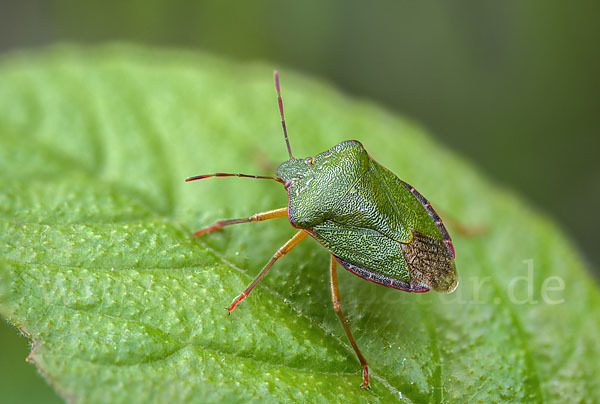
[0,45,598,403]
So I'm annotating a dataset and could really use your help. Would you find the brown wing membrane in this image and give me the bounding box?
[401,230,458,293]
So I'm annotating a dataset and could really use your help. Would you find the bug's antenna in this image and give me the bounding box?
[185,173,284,183]
[274,70,294,159]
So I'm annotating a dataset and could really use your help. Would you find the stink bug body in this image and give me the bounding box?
[186,71,458,388]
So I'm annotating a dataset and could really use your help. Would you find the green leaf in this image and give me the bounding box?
[0,44,598,403]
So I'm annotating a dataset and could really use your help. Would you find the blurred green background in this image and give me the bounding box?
[1,1,598,402]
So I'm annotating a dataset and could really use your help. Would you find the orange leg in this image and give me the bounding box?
[435,208,487,237]
[194,207,288,236]
[226,230,308,312]
[330,255,370,389]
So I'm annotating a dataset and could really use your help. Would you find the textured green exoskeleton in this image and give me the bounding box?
[186,71,457,388]
[278,140,457,293]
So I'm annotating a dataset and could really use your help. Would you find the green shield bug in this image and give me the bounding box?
[186,71,458,388]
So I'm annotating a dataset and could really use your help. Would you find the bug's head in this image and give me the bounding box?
[276,140,369,189]
[276,141,370,228]
[276,157,312,187]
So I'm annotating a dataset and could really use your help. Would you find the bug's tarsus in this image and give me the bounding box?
[226,291,248,313]
[185,172,284,183]
[194,221,235,236]
[274,70,294,159]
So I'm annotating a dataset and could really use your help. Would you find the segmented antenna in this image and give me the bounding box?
[185,173,283,183]
[274,70,293,159]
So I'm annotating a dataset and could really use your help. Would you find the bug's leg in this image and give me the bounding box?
[434,207,487,237]
[194,207,288,236]
[329,255,370,389]
[448,219,487,238]
[226,230,307,313]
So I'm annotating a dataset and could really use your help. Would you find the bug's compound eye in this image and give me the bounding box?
[304,157,313,165]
